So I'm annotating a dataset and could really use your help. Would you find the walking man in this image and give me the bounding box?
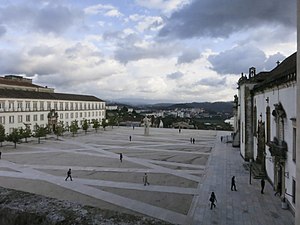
[65,168,73,181]
[209,192,217,209]
[143,173,150,186]
[261,178,265,194]
[129,135,132,141]
[120,153,123,162]
[192,138,195,144]
[231,176,237,191]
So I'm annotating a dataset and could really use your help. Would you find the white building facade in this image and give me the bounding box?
[235,53,297,212]
[0,75,106,133]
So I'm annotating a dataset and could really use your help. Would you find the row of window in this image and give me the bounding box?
[0,111,104,125]
[0,100,105,111]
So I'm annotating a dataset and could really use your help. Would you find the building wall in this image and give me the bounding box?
[0,98,106,133]
[253,84,297,210]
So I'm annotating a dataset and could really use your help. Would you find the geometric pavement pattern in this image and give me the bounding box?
[0,127,216,224]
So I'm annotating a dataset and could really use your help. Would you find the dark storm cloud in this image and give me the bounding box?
[208,45,287,75]
[166,71,184,80]
[159,0,296,39]
[177,49,200,64]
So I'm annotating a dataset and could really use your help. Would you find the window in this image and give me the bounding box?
[9,101,14,110]
[88,103,90,110]
[80,103,82,110]
[293,128,296,162]
[33,115,38,121]
[25,101,30,110]
[88,112,90,117]
[40,114,44,121]
[0,101,4,110]
[60,102,63,110]
[70,113,74,119]
[54,102,58,110]
[60,113,63,119]
[18,115,22,123]
[47,101,51,110]
[26,115,30,122]
[92,112,94,117]
[70,102,74,110]
[9,116,14,123]
[80,112,82,117]
[17,101,23,110]
[0,116,5,124]
[75,103,78,110]
[65,113,69,119]
[84,112,87,117]
[40,101,44,110]
[33,101,38,111]
[84,103,87,110]
[75,112,78,118]
[65,102,69,110]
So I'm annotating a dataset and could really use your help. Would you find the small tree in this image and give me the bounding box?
[6,128,21,148]
[70,120,79,137]
[0,124,5,147]
[34,124,47,144]
[102,118,107,130]
[82,119,89,134]
[54,122,64,140]
[92,119,100,133]
[23,126,32,143]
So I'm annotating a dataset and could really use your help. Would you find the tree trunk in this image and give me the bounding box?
[14,142,16,149]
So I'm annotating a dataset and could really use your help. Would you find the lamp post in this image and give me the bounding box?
[249,159,253,185]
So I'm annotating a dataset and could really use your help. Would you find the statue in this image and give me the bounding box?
[143,116,150,136]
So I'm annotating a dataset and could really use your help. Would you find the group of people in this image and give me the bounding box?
[190,138,195,144]
[209,176,282,210]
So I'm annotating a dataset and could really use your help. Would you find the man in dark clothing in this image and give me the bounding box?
[209,192,217,209]
[231,176,237,191]
[120,153,123,162]
[65,168,73,181]
[261,178,265,194]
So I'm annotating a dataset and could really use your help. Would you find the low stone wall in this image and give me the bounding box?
[0,187,170,225]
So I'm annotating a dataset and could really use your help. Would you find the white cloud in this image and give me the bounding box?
[135,0,190,13]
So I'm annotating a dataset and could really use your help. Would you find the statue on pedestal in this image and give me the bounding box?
[143,116,150,136]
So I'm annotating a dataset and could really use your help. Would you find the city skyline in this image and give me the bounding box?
[0,0,296,103]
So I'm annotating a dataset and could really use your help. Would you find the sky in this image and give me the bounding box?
[0,0,296,104]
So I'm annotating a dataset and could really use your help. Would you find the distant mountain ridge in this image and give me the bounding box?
[107,101,234,113]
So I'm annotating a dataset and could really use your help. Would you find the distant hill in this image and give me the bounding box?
[147,102,234,113]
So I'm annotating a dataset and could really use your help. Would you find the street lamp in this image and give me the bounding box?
[249,159,253,185]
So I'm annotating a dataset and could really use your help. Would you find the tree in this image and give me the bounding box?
[0,124,5,147]
[102,118,108,130]
[33,124,47,144]
[20,126,32,143]
[70,120,79,137]
[54,122,65,140]
[6,128,21,148]
[92,119,100,133]
[82,119,89,134]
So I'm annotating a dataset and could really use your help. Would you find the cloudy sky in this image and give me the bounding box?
[0,0,296,103]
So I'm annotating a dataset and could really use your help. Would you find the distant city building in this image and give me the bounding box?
[106,105,118,110]
[0,75,106,133]
[234,53,296,212]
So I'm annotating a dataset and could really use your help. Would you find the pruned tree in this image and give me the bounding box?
[54,122,65,140]
[33,124,47,144]
[92,119,100,133]
[6,128,21,148]
[82,119,89,134]
[101,118,107,130]
[0,124,5,147]
[70,120,79,137]
[21,126,32,143]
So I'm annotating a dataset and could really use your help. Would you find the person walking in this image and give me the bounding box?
[143,173,150,186]
[65,168,73,181]
[261,178,265,194]
[209,192,217,209]
[129,135,132,141]
[190,138,193,144]
[192,138,195,144]
[119,153,123,162]
[231,176,237,191]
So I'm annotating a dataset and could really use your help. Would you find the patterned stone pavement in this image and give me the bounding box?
[0,127,294,225]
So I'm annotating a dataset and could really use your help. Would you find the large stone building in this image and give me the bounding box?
[0,75,106,133]
[234,52,297,212]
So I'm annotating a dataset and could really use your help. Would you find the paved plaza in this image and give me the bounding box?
[0,127,294,225]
